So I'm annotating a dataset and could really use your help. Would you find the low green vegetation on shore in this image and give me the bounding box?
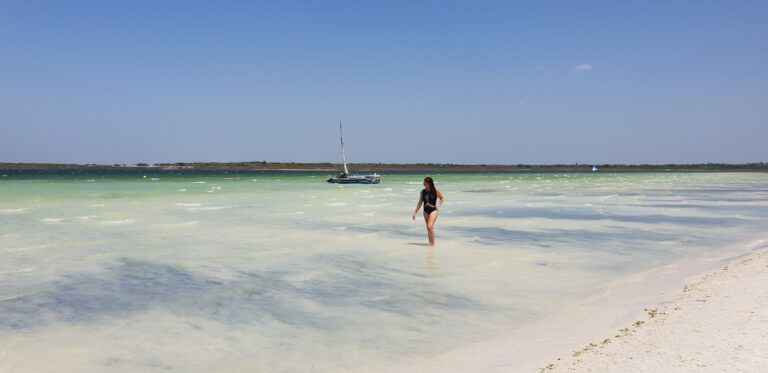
[1,162,767,172]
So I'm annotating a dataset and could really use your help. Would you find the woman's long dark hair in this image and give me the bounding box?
[424,176,437,193]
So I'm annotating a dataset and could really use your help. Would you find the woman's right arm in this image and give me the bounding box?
[412,192,423,220]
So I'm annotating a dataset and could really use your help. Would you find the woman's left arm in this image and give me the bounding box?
[436,190,445,210]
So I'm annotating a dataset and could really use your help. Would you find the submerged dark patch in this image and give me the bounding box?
[444,225,708,251]
[0,256,483,331]
[455,206,751,227]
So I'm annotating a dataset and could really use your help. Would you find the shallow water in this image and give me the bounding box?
[1,170,767,372]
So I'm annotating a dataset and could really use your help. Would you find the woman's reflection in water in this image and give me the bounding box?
[426,245,436,274]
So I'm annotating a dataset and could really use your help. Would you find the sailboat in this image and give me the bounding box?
[326,120,381,184]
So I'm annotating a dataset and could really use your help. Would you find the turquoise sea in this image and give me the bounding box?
[1,170,767,371]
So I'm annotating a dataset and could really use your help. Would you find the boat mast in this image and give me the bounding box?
[339,120,350,175]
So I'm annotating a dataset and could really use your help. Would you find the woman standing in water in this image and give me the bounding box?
[412,177,445,246]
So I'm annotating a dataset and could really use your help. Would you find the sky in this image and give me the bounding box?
[1,1,766,164]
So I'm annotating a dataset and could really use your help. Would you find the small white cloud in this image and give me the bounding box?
[574,64,593,73]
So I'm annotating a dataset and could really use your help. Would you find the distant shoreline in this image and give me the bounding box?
[1,162,767,172]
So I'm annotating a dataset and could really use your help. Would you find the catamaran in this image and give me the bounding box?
[326,121,380,184]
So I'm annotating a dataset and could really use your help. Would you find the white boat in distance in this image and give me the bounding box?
[326,121,381,184]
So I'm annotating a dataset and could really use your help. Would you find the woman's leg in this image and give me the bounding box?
[423,212,432,245]
[426,211,439,246]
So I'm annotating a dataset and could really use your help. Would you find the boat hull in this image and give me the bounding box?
[326,176,380,184]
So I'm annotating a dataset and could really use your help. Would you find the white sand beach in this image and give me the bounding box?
[399,239,768,372]
[547,244,768,372]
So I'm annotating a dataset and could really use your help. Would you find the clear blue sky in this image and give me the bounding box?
[2,1,766,164]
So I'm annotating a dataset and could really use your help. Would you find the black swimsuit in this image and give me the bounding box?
[422,189,438,214]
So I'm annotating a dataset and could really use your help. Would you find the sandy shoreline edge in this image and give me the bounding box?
[547,239,768,372]
[395,238,768,372]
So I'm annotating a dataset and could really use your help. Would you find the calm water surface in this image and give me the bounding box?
[1,170,767,371]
